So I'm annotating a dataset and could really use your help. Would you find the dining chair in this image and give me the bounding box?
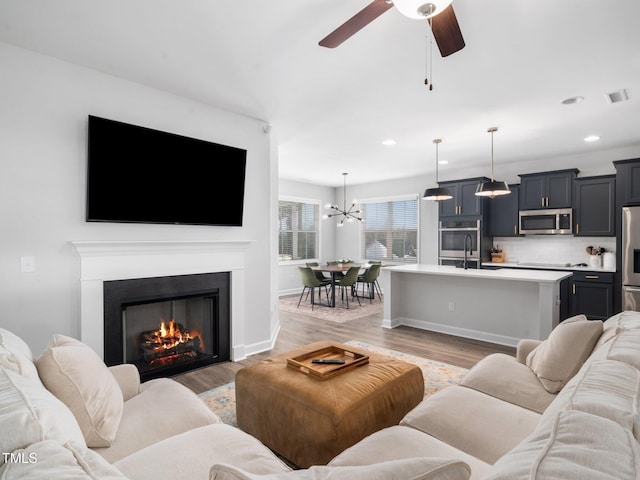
[335,266,361,309]
[327,261,346,278]
[306,262,331,284]
[357,263,382,303]
[297,266,328,310]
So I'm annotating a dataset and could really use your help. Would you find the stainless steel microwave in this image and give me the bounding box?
[519,208,573,235]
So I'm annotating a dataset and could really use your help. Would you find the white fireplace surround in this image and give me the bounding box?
[71,240,253,361]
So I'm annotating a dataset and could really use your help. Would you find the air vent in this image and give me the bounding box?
[606,89,629,104]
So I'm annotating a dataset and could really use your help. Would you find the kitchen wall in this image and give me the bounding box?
[0,42,277,355]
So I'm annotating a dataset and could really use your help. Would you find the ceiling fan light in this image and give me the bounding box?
[393,0,453,19]
[423,187,453,201]
[475,181,511,197]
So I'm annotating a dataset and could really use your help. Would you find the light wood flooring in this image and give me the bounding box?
[173,301,516,395]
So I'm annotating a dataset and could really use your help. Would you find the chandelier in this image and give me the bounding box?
[322,173,363,227]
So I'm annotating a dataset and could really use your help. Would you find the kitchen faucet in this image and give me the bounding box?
[463,234,473,270]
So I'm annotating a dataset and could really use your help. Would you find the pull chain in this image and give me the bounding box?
[424,18,433,91]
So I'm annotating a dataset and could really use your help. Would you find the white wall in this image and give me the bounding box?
[0,42,277,355]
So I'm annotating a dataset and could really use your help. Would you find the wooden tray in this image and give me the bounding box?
[287,345,369,380]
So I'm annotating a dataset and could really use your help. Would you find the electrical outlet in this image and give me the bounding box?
[448,301,455,312]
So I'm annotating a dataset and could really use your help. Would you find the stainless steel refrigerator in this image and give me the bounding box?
[622,206,640,311]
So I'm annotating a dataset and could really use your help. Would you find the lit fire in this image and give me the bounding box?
[141,319,204,368]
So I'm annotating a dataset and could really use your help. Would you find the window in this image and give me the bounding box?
[278,199,319,262]
[361,196,418,264]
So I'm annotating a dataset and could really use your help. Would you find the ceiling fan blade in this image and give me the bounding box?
[430,4,465,57]
[319,0,394,48]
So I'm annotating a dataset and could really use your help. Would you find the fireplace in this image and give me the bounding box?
[103,272,230,381]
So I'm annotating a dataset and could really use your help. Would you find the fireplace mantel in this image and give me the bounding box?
[72,240,254,360]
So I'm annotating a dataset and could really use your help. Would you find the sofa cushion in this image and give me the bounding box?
[589,327,640,370]
[0,441,127,479]
[210,458,471,480]
[484,410,640,479]
[329,426,492,480]
[96,377,220,463]
[459,353,556,413]
[400,385,540,464]
[0,328,41,384]
[114,424,291,480]
[525,315,602,393]
[0,368,86,465]
[36,334,123,448]
[541,359,640,439]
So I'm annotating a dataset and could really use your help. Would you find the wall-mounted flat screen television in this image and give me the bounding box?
[86,115,247,226]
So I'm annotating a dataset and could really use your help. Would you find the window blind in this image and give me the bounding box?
[361,198,418,264]
[278,200,319,261]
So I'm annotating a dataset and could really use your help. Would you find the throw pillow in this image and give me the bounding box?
[0,367,86,464]
[526,315,602,393]
[0,328,42,384]
[210,458,471,480]
[36,334,124,448]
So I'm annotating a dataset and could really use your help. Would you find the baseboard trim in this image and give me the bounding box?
[382,316,519,347]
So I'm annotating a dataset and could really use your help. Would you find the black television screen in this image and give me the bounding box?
[86,115,247,226]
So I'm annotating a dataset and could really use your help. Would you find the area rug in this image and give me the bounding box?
[198,341,468,426]
[279,293,383,323]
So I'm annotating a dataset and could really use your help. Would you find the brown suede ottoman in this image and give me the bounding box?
[235,341,425,468]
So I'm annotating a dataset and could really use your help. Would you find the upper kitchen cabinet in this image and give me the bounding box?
[614,158,640,205]
[518,169,579,210]
[438,177,489,217]
[489,184,520,236]
[573,175,615,237]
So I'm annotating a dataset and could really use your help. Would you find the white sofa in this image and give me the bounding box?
[2,311,640,479]
[329,311,640,479]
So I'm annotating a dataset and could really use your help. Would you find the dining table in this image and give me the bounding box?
[310,263,360,308]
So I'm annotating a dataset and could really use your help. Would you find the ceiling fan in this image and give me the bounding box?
[319,0,465,57]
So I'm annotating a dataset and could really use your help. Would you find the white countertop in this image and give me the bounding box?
[482,262,616,273]
[384,264,572,283]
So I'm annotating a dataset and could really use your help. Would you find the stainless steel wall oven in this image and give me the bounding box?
[439,219,481,269]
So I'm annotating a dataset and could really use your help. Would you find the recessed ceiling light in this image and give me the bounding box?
[382,139,396,146]
[561,96,584,105]
[584,135,600,142]
[438,160,449,165]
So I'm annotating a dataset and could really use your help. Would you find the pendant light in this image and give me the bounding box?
[322,173,363,227]
[423,139,453,201]
[475,127,511,198]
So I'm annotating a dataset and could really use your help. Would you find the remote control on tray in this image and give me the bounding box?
[311,359,345,364]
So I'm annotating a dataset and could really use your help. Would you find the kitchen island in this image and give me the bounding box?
[380,264,572,346]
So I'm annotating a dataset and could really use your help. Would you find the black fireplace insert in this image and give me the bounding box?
[103,272,230,381]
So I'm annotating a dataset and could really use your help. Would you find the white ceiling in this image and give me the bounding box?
[1,0,639,187]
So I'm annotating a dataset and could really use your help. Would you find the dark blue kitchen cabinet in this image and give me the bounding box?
[570,271,614,321]
[614,158,640,206]
[489,184,520,236]
[438,177,489,217]
[518,169,578,210]
[573,175,615,237]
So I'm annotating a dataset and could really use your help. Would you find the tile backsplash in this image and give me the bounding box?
[493,235,616,265]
